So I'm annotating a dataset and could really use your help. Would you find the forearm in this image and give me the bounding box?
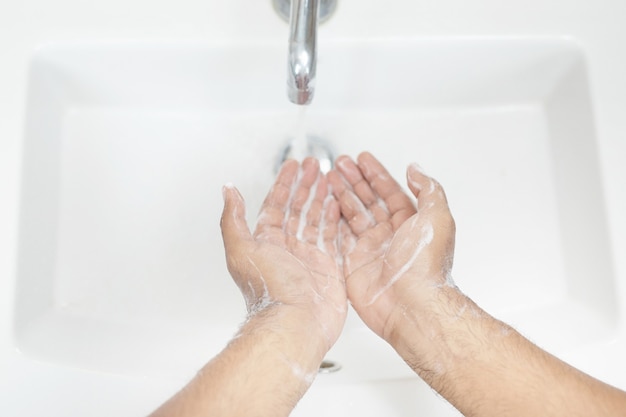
[389,286,626,417]
[150,306,326,417]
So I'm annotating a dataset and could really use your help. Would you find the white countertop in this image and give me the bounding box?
[1,0,625,415]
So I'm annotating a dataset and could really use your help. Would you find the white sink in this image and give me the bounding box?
[15,39,618,412]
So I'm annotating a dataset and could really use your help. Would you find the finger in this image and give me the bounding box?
[296,173,332,243]
[357,152,416,231]
[406,164,456,276]
[335,155,390,223]
[327,168,350,201]
[286,158,321,237]
[318,190,341,255]
[221,184,253,251]
[307,173,330,229]
[328,172,376,236]
[255,159,299,234]
[406,163,450,212]
[338,219,357,257]
[328,159,377,236]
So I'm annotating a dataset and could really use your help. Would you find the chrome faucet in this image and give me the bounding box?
[287,0,318,105]
[273,0,337,105]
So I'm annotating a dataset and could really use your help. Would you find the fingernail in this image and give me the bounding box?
[409,162,426,175]
[337,157,362,179]
[222,182,234,201]
[335,156,352,170]
[279,158,297,171]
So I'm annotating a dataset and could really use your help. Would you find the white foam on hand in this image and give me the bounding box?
[366,222,435,306]
[296,172,320,241]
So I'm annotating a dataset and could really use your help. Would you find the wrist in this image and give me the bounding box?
[384,286,495,384]
[178,305,329,417]
[240,304,329,368]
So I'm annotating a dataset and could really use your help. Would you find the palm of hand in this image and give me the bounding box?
[223,153,455,348]
[221,158,347,346]
[344,214,436,339]
[330,153,454,340]
[245,231,346,327]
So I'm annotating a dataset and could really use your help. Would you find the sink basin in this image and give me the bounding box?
[15,39,618,411]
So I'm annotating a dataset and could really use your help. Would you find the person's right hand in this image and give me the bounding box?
[333,153,626,417]
[328,152,457,347]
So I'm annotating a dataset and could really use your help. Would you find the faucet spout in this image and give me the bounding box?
[287,0,319,105]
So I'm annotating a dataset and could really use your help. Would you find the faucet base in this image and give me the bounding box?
[272,0,337,24]
[276,135,335,174]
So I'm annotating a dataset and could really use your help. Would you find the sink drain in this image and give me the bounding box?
[318,359,341,374]
[276,135,336,174]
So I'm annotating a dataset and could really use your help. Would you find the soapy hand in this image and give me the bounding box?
[328,152,456,342]
[157,152,626,417]
[221,158,347,350]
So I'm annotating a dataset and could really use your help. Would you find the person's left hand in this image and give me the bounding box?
[220,158,347,350]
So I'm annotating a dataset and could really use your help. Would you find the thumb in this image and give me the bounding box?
[406,163,430,197]
[406,163,448,212]
[220,183,253,250]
